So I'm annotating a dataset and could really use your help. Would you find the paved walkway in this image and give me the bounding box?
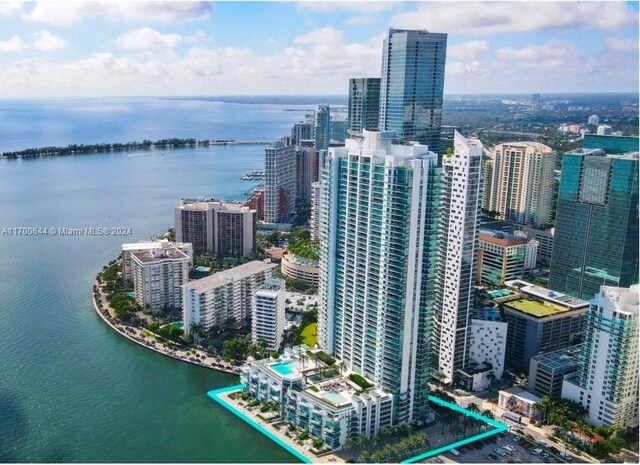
[93,280,240,376]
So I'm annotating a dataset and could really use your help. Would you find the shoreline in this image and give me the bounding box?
[91,280,240,376]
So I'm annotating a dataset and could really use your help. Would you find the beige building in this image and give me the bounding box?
[484,142,554,227]
[175,199,255,257]
[121,239,192,281]
[252,278,286,351]
[281,252,319,287]
[132,246,191,312]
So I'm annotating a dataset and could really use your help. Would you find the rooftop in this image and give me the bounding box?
[131,246,190,263]
[480,228,528,246]
[183,260,276,293]
[505,280,589,310]
[499,386,541,404]
[503,298,567,318]
[532,344,582,370]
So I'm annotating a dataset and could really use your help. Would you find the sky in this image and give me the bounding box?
[0,0,638,97]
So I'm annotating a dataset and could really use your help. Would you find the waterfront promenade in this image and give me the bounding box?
[92,279,240,376]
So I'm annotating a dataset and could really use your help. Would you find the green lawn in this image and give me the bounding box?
[296,322,317,347]
[505,299,565,318]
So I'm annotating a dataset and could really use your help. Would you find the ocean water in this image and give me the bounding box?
[0,96,345,462]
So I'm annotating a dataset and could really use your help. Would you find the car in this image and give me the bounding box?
[486,454,496,462]
[513,436,521,442]
[449,449,460,457]
[503,448,513,455]
[494,448,506,456]
[544,458,553,463]
[540,452,550,459]
[504,445,516,452]
[473,442,484,450]
[531,448,543,455]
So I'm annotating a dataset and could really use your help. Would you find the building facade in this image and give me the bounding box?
[310,181,321,240]
[281,253,320,288]
[314,104,331,151]
[477,229,537,285]
[252,278,286,351]
[182,260,277,334]
[379,28,447,152]
[501,280,589,372]
[562,285,639,429]
[175,200,256,257]
[265,141,297,224]
[121,239,192,281]
[433,131,483,384]
[319,129,441,425]
[484,142,555,227]
[295,148,313,207]
[291,121,314,146]
[460,316,508,391]
[132,246,191,312]
[347,78,381,133]
[528,345,581,398]
[549,148,638,300]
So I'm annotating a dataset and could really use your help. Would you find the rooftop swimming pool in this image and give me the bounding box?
[488,289,511,298]
[321,391,347,405]
[270,361,299,376]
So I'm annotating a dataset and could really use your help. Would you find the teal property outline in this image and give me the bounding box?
[207,385,508,464]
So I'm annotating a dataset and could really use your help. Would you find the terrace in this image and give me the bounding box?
[503,299,567,318]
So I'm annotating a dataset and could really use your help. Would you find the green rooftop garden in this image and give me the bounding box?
[504,299,567,318]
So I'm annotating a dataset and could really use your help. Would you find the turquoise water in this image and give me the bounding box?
[488,289,511,298]
[0,97,333,463]
[321,391,346,404]
[270,361,299,376]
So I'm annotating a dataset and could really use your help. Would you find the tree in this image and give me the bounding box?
[481,409,495,420]
[222,337,249,360]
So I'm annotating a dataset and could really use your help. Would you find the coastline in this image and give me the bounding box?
[91,280,240,376]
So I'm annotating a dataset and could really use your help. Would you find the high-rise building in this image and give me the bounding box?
[182,260,277,334]
[484,142,555,227]
[587,114,599,126]
[347,78,380,133]
[295,148,313,207]
[121,239,192,281]
[562,285,639,429]
[330,118,348,143]
[549,148,638,300]
[175,200,256,257]
[251,278,286,351]
[477,229,538,286]
[264,140,297,223]
[433,131,483,384]
[596,124,612,135]
[291,121,314,146]
[379,28,447,152]
[310,181,321,239]
[319,129,441,425]
[528,345,581,399]
[132,245,191,312]
[314,104,331,151]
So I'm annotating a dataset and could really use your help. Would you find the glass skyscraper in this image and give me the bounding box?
[314,104,330,151]
[318,130,441,424]
[379,29,447,153]
[347,77,381,133]
[549,148,639,300]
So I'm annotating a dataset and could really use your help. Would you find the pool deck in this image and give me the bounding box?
[207,385,508,464]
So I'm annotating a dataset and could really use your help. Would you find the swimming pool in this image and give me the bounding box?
[270,361,299,376]
[322,391,347,405]
[488,289,511,298]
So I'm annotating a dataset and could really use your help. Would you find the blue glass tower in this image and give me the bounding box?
[549,148,639,300]
[379,29,447,153]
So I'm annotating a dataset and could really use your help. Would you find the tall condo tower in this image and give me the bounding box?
[314,104,331,151]
[549,148,638,300]
[318,129,441,424]
[348,78,381,133]
[264,140,297,223]
[484,142,555,227]
[433,131,483,384]
[379,29,447,153]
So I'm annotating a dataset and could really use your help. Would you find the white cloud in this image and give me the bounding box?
[0,1,22,16]
[296,1,396,14]
[448,40,489,59]
[23,1,211,26]
[116,28,183,50]
[293,26,343,45]
[605,37,639,53]
[391,2,637,35]
[344,15,378,26]
[0,35,27,53]
[33,30,68,51]
[446,61,483,78]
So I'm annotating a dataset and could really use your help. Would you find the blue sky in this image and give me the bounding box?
[0,1,638,97]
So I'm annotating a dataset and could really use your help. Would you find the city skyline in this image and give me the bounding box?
[0,1,638,98]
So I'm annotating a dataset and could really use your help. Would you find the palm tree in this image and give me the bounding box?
[467,402,480,414]
[482,409,495,420]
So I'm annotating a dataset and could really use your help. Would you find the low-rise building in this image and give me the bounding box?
[528,345,581,398]
[498,386,541,420]
[241,347,393,450]
[252,279,286,351]
[132,246,191,312]
[121,239,192,281]
[281,252,319,287]
[501,280,589,372]
[182,260,277,334]
[562,285,639,429]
